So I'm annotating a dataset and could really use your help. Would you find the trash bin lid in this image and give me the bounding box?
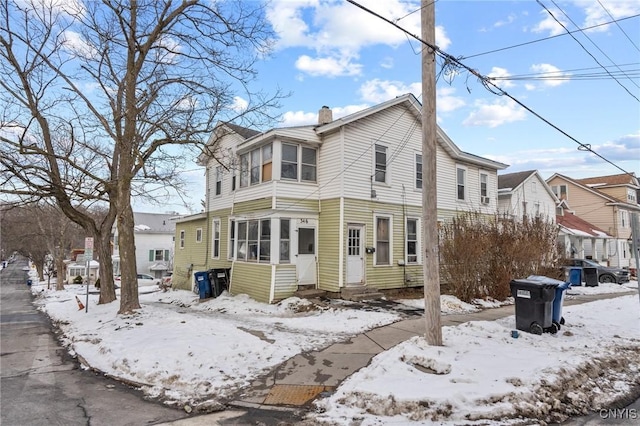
[510,278,559,289]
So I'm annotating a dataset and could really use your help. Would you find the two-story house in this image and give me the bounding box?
[173,93,507,303]
[112,212,177,279]
[497,170,558,222]
[546,173,640,268]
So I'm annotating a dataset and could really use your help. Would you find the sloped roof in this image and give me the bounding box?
[556,213,611,238]
[132,212,177,233]
[576,172,639,188]
[223,122,261,140]
[498,170,536,190]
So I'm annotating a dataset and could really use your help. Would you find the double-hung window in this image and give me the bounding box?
[179,230,185,249]
[281,144,298,180]
[415,154,422,189]
[228,220,235,259]
[480,173,488,198]
[280,219,290,263]
[215,166,223,196]
[552,184,567,200]
[212,219,220,259]
[374,144,387,183]
[406,218,419,264]
[301,147,316,182]
[456,167,466,201]
[375,215,391,265]
[196,228,202,243]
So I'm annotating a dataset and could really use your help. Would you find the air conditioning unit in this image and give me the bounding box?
[481,196,490,205]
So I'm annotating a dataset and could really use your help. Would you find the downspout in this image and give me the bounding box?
[402,184,407,286]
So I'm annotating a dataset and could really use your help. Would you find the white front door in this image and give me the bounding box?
[297,227,317,285]
[347,224,364,285]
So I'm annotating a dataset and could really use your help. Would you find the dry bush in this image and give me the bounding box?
[439,212,560,303]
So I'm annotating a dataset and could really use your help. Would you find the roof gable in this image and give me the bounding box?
[498,170,536,190]
[576,172,638,188]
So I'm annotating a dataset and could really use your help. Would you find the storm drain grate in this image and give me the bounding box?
[263,384,333,406]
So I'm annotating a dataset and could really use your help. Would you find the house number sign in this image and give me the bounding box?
[299,218,309,224]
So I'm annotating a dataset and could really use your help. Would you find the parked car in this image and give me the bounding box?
[114,273,162,287]
[564,258,630,284]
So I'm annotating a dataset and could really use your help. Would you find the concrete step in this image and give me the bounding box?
[341,286,384,302]
[293,288,327,299]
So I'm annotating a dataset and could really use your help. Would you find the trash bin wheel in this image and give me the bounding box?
[547,322,559,334]
[552,320,561,331]
[560,317,565,325]
[529,323,543,335]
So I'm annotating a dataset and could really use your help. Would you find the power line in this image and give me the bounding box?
[345,0,636,179]
[489,63,640,82]
[541,0,640,98]
[460,14,640,60]
[597,0,640,54]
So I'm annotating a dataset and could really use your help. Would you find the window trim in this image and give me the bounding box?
[479,171,488,198]
[228,219,236,260]
[179,230,185,249]
[374,214,392,266]
[374,144,388,184]
[279,218,290,263]
[405,217,420,265]
[195,228,203,244]
[415,153,422,190]
[456,166,467,201]
[212,219,220,259]
[215,166,223,196]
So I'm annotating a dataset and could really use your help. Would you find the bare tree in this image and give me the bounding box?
[0,0,281,313]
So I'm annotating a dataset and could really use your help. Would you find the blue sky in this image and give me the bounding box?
[139,0,640,213]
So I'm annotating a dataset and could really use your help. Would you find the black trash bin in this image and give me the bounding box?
[194,271,212,299]
[209,268,229,297]
[510,278,559,335]
[583,267,598,287]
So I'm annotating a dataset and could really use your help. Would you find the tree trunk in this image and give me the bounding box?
[55,257,66,291]
[95,230,117,304]
[116,200,140,314]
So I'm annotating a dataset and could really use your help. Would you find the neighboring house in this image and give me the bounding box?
[65,255,99,284]
[556,206,612,260]
[547,173,640,268]
[497,170,558,222]
[112,212,177,279]
[173,93,508,303]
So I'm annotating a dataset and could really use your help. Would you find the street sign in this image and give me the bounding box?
[84,249,93,261]
[84,237,94,250]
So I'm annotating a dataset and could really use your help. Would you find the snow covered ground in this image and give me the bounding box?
[28,269,639,425]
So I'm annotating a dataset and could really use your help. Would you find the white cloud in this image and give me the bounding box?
[61,30,97,58]
[493,13,517,28]
[578,0,640,33]
[531,8,568,36]
[230,96,248,113]
[530,63,570,88]
[380,57,394,69]
[295,53,362,77]
[437,87,466,113]
[463,98,527,128]
[280,103,370,127]
[267,1,451,78]
[359,79,421,104]
[487,67,515,89]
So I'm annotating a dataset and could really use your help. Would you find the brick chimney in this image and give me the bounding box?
[318,105,333,125]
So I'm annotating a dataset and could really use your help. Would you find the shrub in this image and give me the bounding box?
[73,275,83,284]
[439,212,560,303]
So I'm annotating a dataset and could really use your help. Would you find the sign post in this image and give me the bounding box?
[84,237,94,313]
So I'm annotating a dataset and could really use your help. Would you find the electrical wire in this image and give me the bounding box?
[346,0,637,179]
[541,0,640,97]
[460,14,640,60]
[597,0,640,54]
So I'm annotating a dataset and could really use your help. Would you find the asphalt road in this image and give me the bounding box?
[0,258,188,426]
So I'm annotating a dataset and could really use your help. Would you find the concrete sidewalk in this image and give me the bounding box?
[161,291,635,425]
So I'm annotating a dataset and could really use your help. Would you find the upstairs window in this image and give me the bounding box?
[415,154,422,189]
[480,173,488,197]
[215,166,223,196]
[374,144,387,183]
[456,167,466,201]
[179,230,185,249]
[552,184,567,200]
[282,144,317,183]
[149,249,169,261]
[239,143,273,188]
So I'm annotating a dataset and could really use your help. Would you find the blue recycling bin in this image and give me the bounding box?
[26,279,33,287]
[567,267,582,286]
[194,271,212,299]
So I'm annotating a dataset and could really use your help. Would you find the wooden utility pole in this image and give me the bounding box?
[421,0,443,345]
